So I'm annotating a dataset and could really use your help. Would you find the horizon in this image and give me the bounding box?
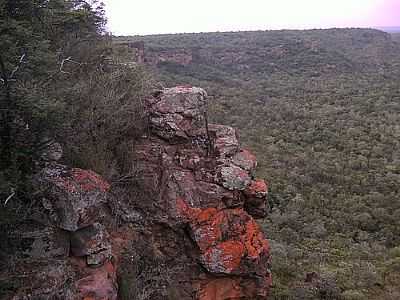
[111,26,400,37]
[103,0,400,36]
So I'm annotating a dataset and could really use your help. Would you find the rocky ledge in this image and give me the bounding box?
[7,86,271,300]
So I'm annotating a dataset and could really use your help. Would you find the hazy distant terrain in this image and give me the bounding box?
[116,28,400,299]
[392,32,400,43]
[377,26,400,33]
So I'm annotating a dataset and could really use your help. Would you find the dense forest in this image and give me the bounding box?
[117,29,400,299]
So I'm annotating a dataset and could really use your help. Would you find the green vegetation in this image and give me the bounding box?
[118,29,400,299]
[0,1,154,297]
[0,0,154,201]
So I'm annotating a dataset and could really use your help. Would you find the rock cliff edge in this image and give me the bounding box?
[9,86,271,300]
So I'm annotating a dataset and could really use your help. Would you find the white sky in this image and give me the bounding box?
[102,0,400,35]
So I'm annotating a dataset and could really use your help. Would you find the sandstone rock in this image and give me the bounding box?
[74,261,117,300]
[177,199,271,276]
[70,222,112,266]
[208,124,239,157]
[244,179,269,218]
[37,164,110,231]
[198,276,272,300]
[9,166,115,300]
[218,164,251,191]
[128,86,272,299]
[149,86,208,142]
[232,149,257,172]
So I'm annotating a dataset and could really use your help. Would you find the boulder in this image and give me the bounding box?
[177,199,270,275]
[149,86,208,142]
[70,222,112,266]
[218,164,251,191]
[37,165,110,231]
[244,179,269,218]
[74,261,118,300]
[232,149,257,172]
[208,124,239,157]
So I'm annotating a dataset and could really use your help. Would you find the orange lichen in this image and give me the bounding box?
[196,207,219,223]
[244,219,269,259]
[176,197,269,276]
[245,179,268,196]
[71,169,111,192]
[52,168,110,194]
[202,240,244,272]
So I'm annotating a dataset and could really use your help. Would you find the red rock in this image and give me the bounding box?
[198,278,242,300]
[20,86,271,300]
[137,87,271,298]
[37,164,109,231]
[232,149,257,172]
[245,179,268,197]
[70,222,112,266]
[177,198,271,279]
[75,261,117,300]
[198,276,272,300]
[218,164,251,191]
[70,168,110,193]
[244,179,269,218]
[149,87,208,142]
[208,124,239,157]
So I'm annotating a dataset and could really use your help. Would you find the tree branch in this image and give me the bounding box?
[4,188,16,206]
[9,53,26,80]
[60,56,83,73]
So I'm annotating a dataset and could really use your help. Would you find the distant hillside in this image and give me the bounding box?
[376,26,400,33]
[392,32,400,43]
[114,28,400,299]
[116,28,399,78]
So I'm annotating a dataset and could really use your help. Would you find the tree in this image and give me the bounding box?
[0,0,107,201]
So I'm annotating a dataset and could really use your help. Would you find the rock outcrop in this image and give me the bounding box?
[128,86,272,299]
[6,86,271,300]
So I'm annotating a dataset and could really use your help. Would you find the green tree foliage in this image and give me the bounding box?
[118,29,400,299]
[0,0,104,198]
[0,0,154,203]
[1,2,155,297]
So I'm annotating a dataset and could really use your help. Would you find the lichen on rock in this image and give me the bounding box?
[10,85,271,300]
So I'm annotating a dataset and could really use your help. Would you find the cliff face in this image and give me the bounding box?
[127,42,193,66]
[6,86,271,300]
[124,29,398,75]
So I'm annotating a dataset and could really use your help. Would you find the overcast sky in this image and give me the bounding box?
[102,0,400,36]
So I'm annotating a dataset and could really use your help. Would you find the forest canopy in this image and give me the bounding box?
[117,29,400,299]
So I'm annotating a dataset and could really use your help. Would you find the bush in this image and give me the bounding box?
[63,63,157,179]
